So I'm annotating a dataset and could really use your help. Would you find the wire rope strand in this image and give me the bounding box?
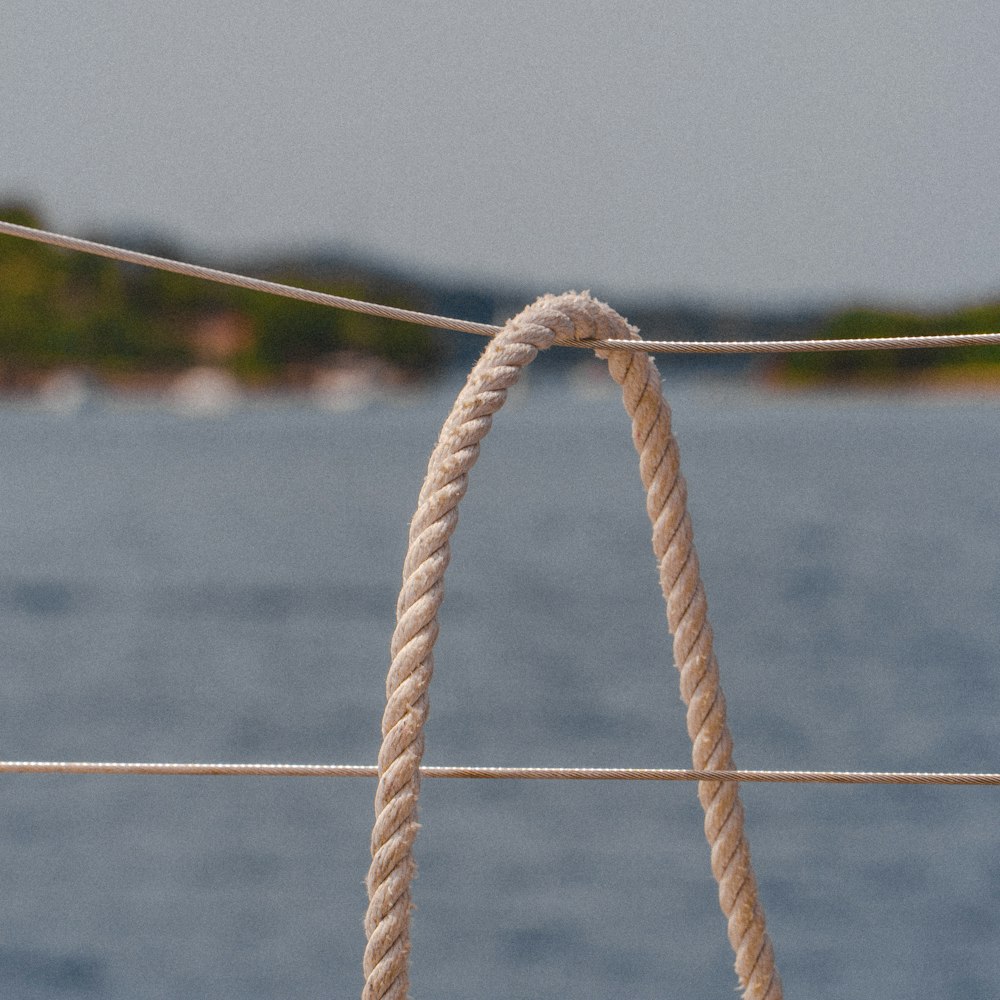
[0,220,500,338]
[593,332,1000,354]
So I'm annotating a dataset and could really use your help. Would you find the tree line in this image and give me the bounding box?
[3,202,998,387]
[769,304,1000,385]
[0,203,442,386]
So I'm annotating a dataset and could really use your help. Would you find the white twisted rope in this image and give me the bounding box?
[364,292,780,1000]
[573,295,783,1000]
[363,299,557,1000]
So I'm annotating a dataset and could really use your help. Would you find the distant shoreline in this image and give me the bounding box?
[6,358,1000,409]
[758,362,1000,396]
[0,354,426,411]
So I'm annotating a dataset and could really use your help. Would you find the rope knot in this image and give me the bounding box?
[511,291,639,354]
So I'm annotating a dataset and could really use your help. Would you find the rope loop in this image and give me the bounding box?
[363,292,782,1000]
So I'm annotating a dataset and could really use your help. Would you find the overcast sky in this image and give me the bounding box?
[2,2,998,308]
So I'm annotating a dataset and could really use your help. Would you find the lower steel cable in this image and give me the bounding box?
[1,761,999,784]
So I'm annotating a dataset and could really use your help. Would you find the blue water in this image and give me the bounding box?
[1,373,999,999]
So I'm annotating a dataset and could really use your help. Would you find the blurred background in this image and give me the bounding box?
[1,3,999,999]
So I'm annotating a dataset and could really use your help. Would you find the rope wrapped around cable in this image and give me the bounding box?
[363,292,781,1000]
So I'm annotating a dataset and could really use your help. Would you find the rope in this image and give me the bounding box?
[3,760,1000,784]
[3,221,1000,355]
[564,294,781,999]
[364,292,781,1000]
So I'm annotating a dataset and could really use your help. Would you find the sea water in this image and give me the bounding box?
[1,372,998,999]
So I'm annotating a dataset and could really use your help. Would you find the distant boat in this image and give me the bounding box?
[36,369,104,413]
[311,355,389,412]
[169,366,243,415]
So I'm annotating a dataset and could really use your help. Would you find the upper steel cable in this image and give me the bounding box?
[2,221,999,355]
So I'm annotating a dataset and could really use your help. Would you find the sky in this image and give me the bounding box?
[2,1,998,308]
